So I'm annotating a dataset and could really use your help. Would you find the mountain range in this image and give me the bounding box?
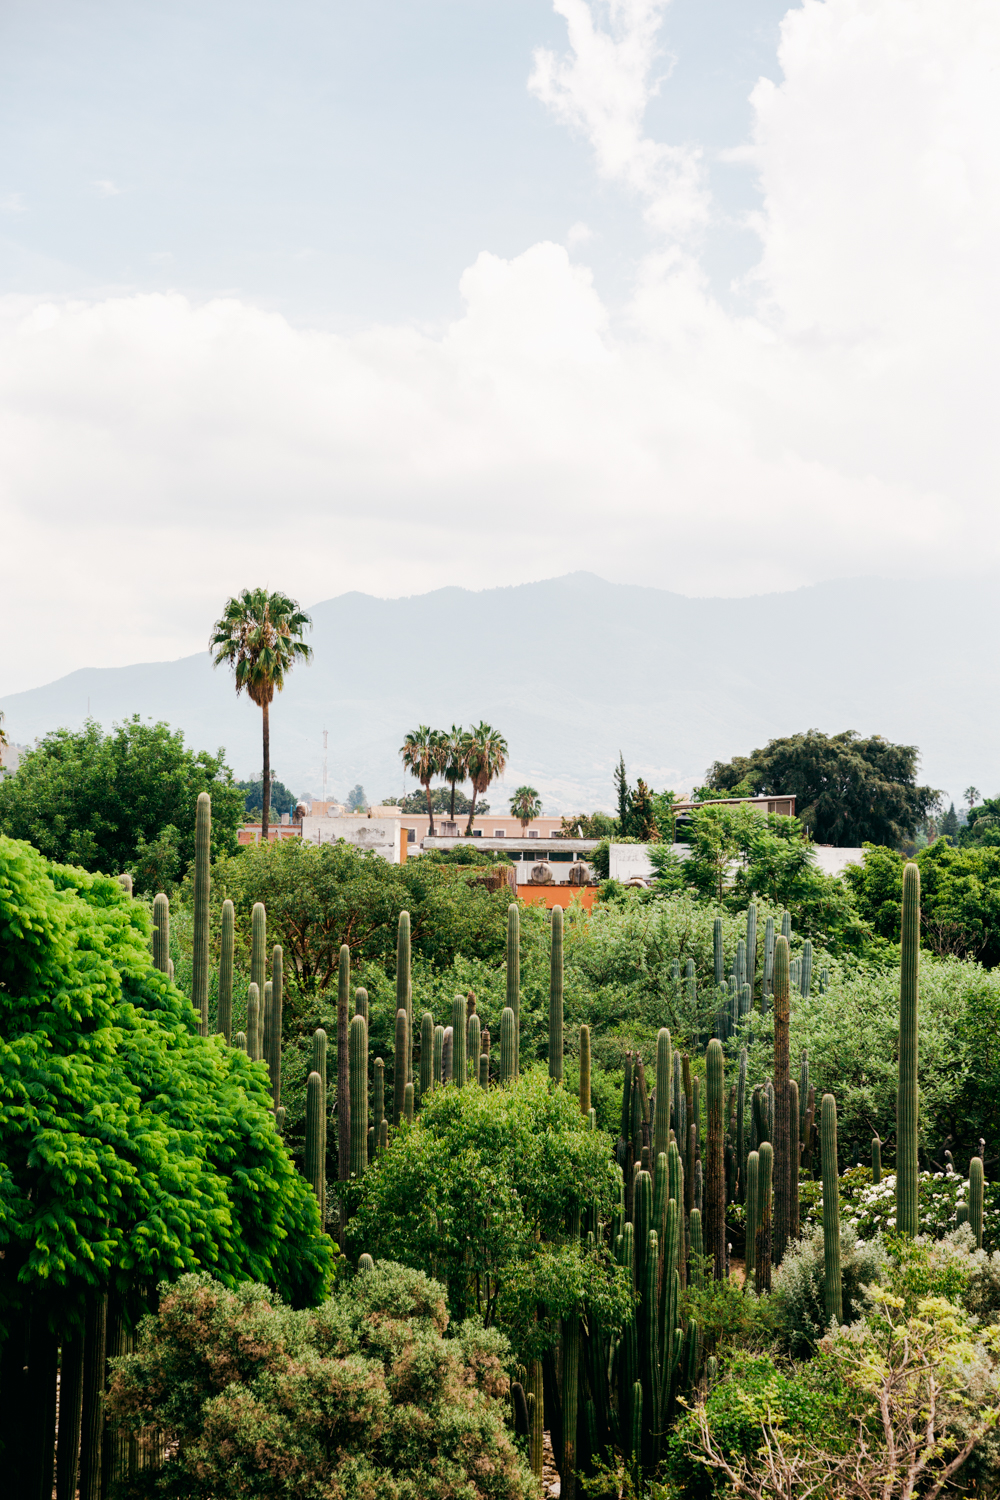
[0,573,990,812]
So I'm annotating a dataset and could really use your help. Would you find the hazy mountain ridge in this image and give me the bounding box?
[0,574,989,811]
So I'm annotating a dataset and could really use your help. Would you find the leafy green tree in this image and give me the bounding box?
[706,729,940,846]
[464,722,508,835]
[210,588,313,843]
[961,794,1000,847]
[630,778,660,840]
[237,773,297,818]
[398,785,484,816]
[400,725,448,835]
[939,801,960,843]
[509,784,542,832]
[0,717,243,892]
[555,811,617,839]
[846,838,1000,964]
[345,783,368,812]
[109,1264,536,1500]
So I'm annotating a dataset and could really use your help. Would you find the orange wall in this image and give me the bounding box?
[517,884,596,912]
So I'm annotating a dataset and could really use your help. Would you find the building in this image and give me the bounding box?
[422,835,600,909]
[299,810,407,863]
[396,811,566,846]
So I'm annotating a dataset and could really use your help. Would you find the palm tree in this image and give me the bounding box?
[509,785,542,834]
[464,722,509,835]
[400,726,448,836]
[210,589,313,843]
[442,725,471,820]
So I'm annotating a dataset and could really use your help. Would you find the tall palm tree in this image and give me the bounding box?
[210,589,313,843]
[442,725,471,820]
[464,722,508,835]
[400,726,448,836]
[509,785,542,834]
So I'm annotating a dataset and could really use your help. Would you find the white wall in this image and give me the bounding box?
[299,814,401,863]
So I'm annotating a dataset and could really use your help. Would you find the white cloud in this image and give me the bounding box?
[92,179,122,197]
[1,0,999,693]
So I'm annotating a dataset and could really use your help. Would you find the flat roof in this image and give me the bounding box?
[421,837,599,852]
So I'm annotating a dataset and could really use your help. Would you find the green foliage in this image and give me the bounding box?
[847,838,1000,964]
[706,729,940,845]
[509,785,542,828]
[108,1264,536,1500]
[0,834,333,1332]
[770,1224,887,1355]
[237,774,297,817]
[555,811,617,839]
[398,785,484,815]
[0,717,244,894]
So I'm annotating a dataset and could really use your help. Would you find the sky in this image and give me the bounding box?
[1,0,998,695]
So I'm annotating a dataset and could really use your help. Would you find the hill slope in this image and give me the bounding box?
[0,574,988,810]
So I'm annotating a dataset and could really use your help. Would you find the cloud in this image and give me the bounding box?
[1,193,27,214]
[92,179,122,197]
[1,0,998,694]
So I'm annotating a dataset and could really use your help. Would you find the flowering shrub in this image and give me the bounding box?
[798,1167,1000,1251]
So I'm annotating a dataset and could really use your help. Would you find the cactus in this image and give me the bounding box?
[452,993,467,1086]
[527,1361,544,1479]
[799,1052,810,1143]
[334,944,351,1207]
[479,1052,489,1087]
[713,916,724,986]
[500,1006,516,1085]
[355,986,369,1022]
[350,1014,368,1179]
[190,791,212,1035]
[251,901,266,997]
[152,892,170,973]
[745,1150,759,1277]
[117,870,133,896]
[819,966,829,993]
[746,903,757,993]
[763,915,775,1005]
[653,1028,672,1162]
[275,1106,285,1133]
[704,1039,725,1280]
[789,1078,800,1240]
[305,1069,325,1226]
[872,1135,882,1184]
[549,905,564,1082]
[312,1028,327,1189]
[466,1013,481,1084]
[378,1119,387,1153]
[217,898,235,1042]
[394,1009,408,1125]
[772,935,792,1265]
[268,945,283,1109]
[263,981,273,1082]
[358,1252,375,1271]
[373,1057,385,1144]
[579,1024,591,1115]
[736,1047,747,1202]
[507,903,520,1074]
[234,1030,247,1052]
[755,1141,773,1294]
[403,1082,414,1123]
[800,938,813,997]
[688,1207,704,1287]
[970,1156,985,1249]
[246,983,261,1061]
[433,1023,444,1087]
[685,958,696,1020]
[442,1026,454,1083]
[780,910,791,944]
[821,1093,842,1322]
[789,957,801,994]
[735,938,746,992]
[896,862,920,1236]
[396,908,411,1071]
[420,1012,434,1096]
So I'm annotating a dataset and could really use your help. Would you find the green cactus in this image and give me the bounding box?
[354,987,369,1022]
[735,938,746,992]
[819,966,829,993]
[549,905,564,1082]
[755,1141,773,1294]
[736,1047,747,1203]
[872,1135,882,1184]
[452,993,467,1086]
[420,1012,434,1096]
[704,1039,725,1279]
[478,1052,488,1087]
[190,791,212,1035]
[499,1006,516,1085]
[394,1008,408,1125]
[349,1014,368,1179]
[373,1056,385,1146]
[579,1024,591,1115]
[305,1069,325,1227]
[396,909,411,1077]
[251,901,266,997]
[821,1093,842,1322]
[527,1361,544,1479]
[896,861,921,1237]
[763,914,775,1005]
[780,910,791,944]
[263,981,273,1081]
[653,1028,672,1162]
[639,1226,660,1469]
[799,1051,810,1142]
[713,916,724,986]
[378,1119,388,1153]
[789,1077,800,1241]
[970,1156,985,1249]
[507,903,520,1075]
[152,892,170,974]
[685,958,696,1018]
[800,938,813,997]
[441,1026,453,1083]
[246,983,261,1061]
[403,1081,414,1123]
[433,1024,444,1087]
[312,1027,327,1189]
[468,1013,481,1083]
[275,1106,285,1134]
[745,1149,760,1277]
[337,944,351,1207]
[772,934,792,1265]
[358,1252,375,1271]
[234,1031,247,1052]
[218,898,235,1042]
[789,956,801,994]
[746,902,757,993]
[268,945,283,1110]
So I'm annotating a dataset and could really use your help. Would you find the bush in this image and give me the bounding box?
[770,1224,887,1355]
[108,1264,537,1500]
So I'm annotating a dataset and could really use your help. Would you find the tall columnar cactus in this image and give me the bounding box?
[579,1024,591,1115]
[452,993,467,1086]
[433,1024,444,1087]
[736,1047,747,1203]
[746,902,757,992]
[713,916,724,986]
[403,1082,414,1122]
[970,1156,985,1249]
[821,1093,842,1322]
[819,966,829,994]
[872,1136,882,1184]
[800,938,813,997]
[755,1141,773,1294]
[419,1012,434,1095]
[762,914,775,1007]
[312,1028,327,1188]
[373,1057,385,1149]
[772,934,792,1265]
[735,938,746,992]
[704,1039,725,1280]
[896,862,920,1236]
[349,1014,368,1179]
[247,983,261,1061]
[152,892,170,974]
[190,791,211,1035]
[745,1150,760,1277]
[561,1303,581,1500]
[441,1027,454,1083]
[396,910,412,1080]
[684,958,696,1019]
[234,1031,247,1052]
[799,1052,810,1143]
[251,902,266,997]
[500,1006,516,1085]
[338,945,351,1199]
[217,898,235,1042]
[479,1052,489,1087]
[263,981,273,1084]
[549,904,564,1082]
[355,987,369,1022]
[507,903,520,1074]
[268,945,283,1110]
[468,1013,481,1083]
[305,1070,326,1226]
[688,1208,704,1287]
[654,1028,672,1161]
[394,1008,408,1125]
[788,1078,800,1240]
[780,910,791,944]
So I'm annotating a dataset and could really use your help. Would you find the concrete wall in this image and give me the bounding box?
[299,814,402,863]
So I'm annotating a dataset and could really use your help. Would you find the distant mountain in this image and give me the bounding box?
[0,574,990,811]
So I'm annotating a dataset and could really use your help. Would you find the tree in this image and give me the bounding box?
[554,811,617,839]
[706,730,940,846]
[630,778,660,840]
[464,722,508,835]
[0,717,243,892]
[346,783,368,812]
[397,785,484,816]
[939,802,959,844]
[400,726,447,835]
[442,724,471,819]
[210,589,313,843]
[614,752,631,832]
[509,785,542,833]
[237,773,296,818]
[966,786,982,809]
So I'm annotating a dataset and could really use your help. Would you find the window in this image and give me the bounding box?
[494,829,506,837]
[406,828,415,843]
[528,829,539,838]
[473,829,482,837]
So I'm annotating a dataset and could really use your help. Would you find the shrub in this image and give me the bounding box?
[770,1224,887,1355]
[108,1264,537,1500]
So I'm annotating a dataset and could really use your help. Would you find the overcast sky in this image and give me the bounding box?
[2,0,997,694]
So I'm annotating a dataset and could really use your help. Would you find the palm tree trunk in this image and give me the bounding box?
[465,787,478,837]
[450,781,456,819]
[425,780,436,837]
[262,698,271,844]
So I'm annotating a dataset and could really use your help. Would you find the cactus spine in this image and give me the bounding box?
[452,993,467,1086]
[394,1009,409,1125]
[713,916,724,986]
[507,903,520,1074]
[772,934,792,1265]
[468,1013,481,1083]
[305,1069,325,1226]
[704,1039,725,1280]
[246,983,261,1061]
[251,901,266,997]
[872,1135,881,1184]
[268,945,283,1109]
[897,862,920,1236]
[549,904,564,1081]
[500,1006,516,1085]
[653,1028,672,1162]
[152,892,170,974]
[579,1025,591,1115]
[970,1156,985,1249]
[190,791,211,1035]
[217,898,234,1042]
[349,1014,368,1179]
[821,1092,842,1322]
